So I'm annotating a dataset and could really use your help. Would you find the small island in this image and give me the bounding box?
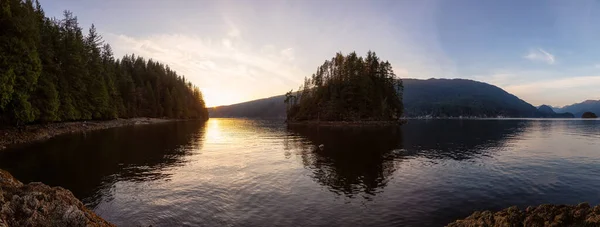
[582,112,598,118]
[284,51,404,125]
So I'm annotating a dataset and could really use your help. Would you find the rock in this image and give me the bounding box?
[0,169,114,227]
[447,203,600,227]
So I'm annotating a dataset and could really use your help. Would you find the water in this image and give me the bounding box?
[1,119,600,226]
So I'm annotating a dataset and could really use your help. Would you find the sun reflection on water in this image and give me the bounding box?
[205,119,225,143]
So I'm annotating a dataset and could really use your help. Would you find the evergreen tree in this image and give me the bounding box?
[286,51,403,122]
[0,0,42,125]
[0,1,208,126]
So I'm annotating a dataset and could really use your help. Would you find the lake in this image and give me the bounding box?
[1,119,599,226]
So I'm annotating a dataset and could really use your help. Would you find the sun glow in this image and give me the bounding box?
[202,88,246,107]
[205,119,225,143]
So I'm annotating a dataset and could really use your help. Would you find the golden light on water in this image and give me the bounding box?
[205,119,224,143]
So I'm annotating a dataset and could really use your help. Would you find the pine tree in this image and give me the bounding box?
[0,0,42,125]
[0,2,208,126]
[286,51,403,122]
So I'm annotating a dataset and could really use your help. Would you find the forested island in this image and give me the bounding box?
[0,0,208,127]
[582,112,598,118]
[284,51,403,123]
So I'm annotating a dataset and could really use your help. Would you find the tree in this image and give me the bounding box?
[0,0,42,125]
[286,51,403,122]
[0,1,208,126]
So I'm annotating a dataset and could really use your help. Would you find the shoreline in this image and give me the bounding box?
[0,118,184,151]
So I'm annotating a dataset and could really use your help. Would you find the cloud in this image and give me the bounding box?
[104,31,307,107]
[524,48,555,64]
[474,70,600,106]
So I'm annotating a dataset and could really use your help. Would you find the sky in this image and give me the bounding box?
[41,0,600,107]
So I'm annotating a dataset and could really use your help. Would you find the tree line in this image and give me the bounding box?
[0,0,208,126]
[285,51,403,121]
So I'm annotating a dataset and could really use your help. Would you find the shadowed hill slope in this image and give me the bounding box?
[557,100,600,118]
[209,78,569,118]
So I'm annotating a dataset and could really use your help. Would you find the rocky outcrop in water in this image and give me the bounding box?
[447,203,600,227]
[0,169,114,227]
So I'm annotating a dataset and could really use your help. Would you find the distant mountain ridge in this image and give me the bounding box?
[402,79,538,117]
[209,78,580,119]
[537,105,575,118]
[555,100,600,118]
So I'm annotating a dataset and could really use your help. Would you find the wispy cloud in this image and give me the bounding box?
[474,70,600,106]
[104,31,307,107]
[524,48,555,65]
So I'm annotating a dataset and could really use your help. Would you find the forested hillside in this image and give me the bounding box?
[210,95,286,118]
[209,78,566,118]
[0,0,208,126]
[285,51,403,121]
[403,79,538,118]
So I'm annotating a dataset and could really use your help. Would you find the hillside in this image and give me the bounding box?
[403,79,539,117]
[556,100,600,118]
[209,95,287,119]
[209,78,566,118]
[537,105,575,118]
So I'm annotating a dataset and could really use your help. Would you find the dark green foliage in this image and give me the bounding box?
[285,51,403,121]
[0,0,208,126]
[0,0,42,125]
[582,112,597,118]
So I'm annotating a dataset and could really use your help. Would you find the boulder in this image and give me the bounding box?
[447,203,600,227]
[0,169,114,227]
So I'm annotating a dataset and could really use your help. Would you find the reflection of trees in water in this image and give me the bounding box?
[400,120,529,160]
[285,120,528,198]
[285,125,403,198]
[0,120,207,208]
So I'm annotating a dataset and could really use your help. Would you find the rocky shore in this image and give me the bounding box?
[0,169,113,226]
[447,203,600,226]
[0,118,176,151]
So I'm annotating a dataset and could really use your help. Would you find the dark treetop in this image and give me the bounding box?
[582,112,598,118]
[284,51,403,122]
[0,0,208,126]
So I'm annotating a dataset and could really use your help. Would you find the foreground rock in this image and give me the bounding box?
[0,169,114,227]
[447,203,600,227]
[0,118,176,151]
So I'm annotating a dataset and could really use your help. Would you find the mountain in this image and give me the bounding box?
[209,78,560,118]
[538,105,556,114]
[209,95,287,119]
[402,79,540,117]
[537,105,575,118]
[556,100,600,118]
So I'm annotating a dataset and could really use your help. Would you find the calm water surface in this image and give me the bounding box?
[1,119,600,226]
